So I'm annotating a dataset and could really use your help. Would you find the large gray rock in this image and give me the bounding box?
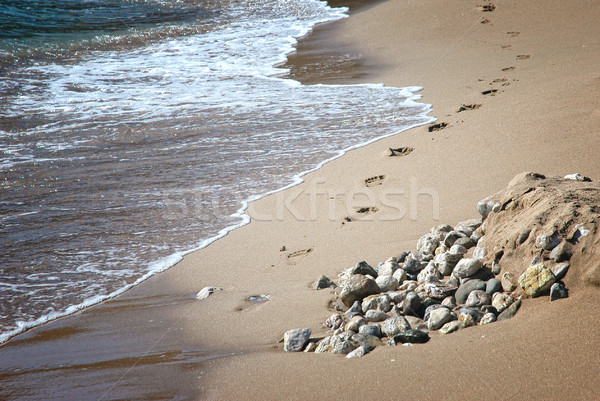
[465,290,492,308]
[519,263,556,297]
[425,283,458,300]
[361,294,392,313]
[365,309,389,322]
[339,274,381,307]
[330,334,359,355]
[417,233,440,255]
[428,307,453,330]
[417,262,442,284]
[316,332,359,355]
[433,252,459,276]
[377,257,399,277]
[390,329,430,344]
[486,278,502,295]
[283,328,311,352]
[403,252,426,273]
[381,316,411,337]
[359,323,382,337]
[402,291,422,316]
[345,315,367,332]
[549,241,573,263]
[452,258,483,279]
[351,333,382,349]
[455,279,486,304]
[323,314,344,331]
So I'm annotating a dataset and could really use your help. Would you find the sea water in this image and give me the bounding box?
[0,0,433,344]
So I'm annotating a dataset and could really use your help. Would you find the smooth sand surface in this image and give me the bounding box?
[2,0,600,400]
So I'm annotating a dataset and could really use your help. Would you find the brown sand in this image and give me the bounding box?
[2,0,600,400]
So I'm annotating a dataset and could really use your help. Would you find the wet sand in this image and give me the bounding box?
[2,0,600,400]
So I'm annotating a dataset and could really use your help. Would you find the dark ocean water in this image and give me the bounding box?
[0,0,433,343]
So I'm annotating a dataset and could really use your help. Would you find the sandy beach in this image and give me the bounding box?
[2,0,600,400]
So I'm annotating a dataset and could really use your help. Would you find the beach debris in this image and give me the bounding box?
[283,328,311,352]
[281,172,598,355]
[388,146,414,157]
[195,286,223,300]
[564,173,591,182]
[247,294,272,303]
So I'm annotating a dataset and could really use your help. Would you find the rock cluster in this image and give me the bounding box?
[282,173,596,357]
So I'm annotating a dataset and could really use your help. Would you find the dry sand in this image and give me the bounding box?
[2,0,600,400]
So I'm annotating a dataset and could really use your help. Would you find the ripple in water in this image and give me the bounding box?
[0,0,433,343]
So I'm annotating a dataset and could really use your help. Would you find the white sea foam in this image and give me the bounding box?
[0,0,433,345]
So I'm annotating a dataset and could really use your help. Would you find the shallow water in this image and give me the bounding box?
[0,0,432,343]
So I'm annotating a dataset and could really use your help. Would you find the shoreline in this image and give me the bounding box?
[2,0,600,400]
[0,0,394,347]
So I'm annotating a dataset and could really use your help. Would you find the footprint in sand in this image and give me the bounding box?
[501,44,512,50]
[516,54,531,60]
[428,122,448,132]
[502,66,516,72]
[388,147,414,157]
[286,248,313,265]
[355,206,379,215]
[480,18,491,24]
[478,3,496,12]
[482,89,498,96]
[457,104,482,113]
[507,31,520,37]
[365,175,385,187]
[492,78,509,86]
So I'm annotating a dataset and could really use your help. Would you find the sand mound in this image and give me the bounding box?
[478,172,600,288]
